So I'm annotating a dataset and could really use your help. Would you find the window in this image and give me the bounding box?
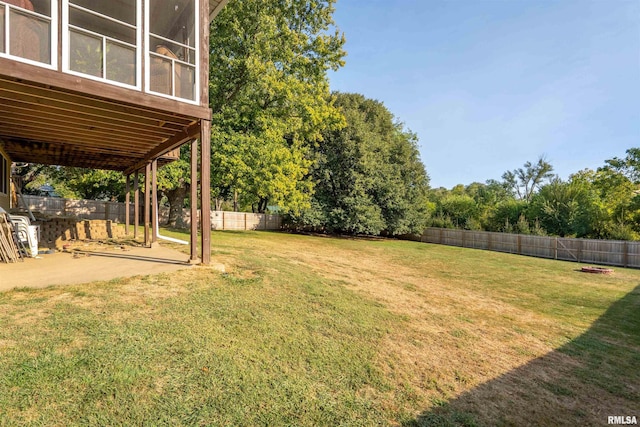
[0,0,57,68]
[146,0,198,103]
[63,0,141,88]
[0,154,7,196]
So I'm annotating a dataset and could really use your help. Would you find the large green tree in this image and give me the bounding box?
[502,156,554,202]
[208,0,345,213]
[529,176,601,238]
[592,149,640,239]
[17,165,124,201]
[156,146,193,227]
[296,92,430,235]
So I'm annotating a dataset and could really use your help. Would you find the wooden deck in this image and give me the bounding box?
[0,73,205,171]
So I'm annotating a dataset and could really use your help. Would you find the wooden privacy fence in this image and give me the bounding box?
[20,195,282,231]
[210,211,282,231]
[418,227,640,269]
[22,195,128,222]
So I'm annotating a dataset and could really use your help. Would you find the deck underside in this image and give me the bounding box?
[0,75,206,171]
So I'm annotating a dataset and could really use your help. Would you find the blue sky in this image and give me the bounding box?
[328,0,640,189]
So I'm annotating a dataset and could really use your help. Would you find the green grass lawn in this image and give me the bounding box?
[1,230,638,426]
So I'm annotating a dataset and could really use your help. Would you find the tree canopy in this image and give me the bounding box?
[292,92,430,235]
[427,148,640,240]
[208,0,346,214]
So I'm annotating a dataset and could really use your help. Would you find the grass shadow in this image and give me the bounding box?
[404,284,640,426]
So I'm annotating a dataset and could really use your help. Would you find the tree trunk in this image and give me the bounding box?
[233,190,239,212]
[258,197,268,213]
[165,185,188,227]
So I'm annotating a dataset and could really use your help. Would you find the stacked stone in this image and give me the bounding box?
[36,218,125,248]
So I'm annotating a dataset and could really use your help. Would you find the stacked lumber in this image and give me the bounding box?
[0,214,22,263]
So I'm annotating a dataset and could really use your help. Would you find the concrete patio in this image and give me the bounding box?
[0,244,196,291]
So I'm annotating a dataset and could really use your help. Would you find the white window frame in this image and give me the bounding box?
[0,0,58,70]
[61,0,142,90]
[144,0,199,105]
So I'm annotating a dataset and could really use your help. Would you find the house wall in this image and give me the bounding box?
[0,145,11,211]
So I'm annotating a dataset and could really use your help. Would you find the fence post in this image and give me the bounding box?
[517,234,522,255]
[244,213,247,230]
[439,228,443,244]
[554,237,558,260]
[222,211,225,231]
[461,229,466,247]
[487,232,492,251]
[577,239,583,263]
[623,241,629,268]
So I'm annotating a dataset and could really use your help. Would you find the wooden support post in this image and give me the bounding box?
[554,237,558,260]
[151,159,158,245]
[144,162,151,248]
[517,234,522,255]
[190,138,198,262]
[125,174,130,235]
[134,171,139,239]
[623,241,629,268]
[200,119,211,264]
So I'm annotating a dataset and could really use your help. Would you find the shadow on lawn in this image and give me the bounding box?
[405,284,640,426]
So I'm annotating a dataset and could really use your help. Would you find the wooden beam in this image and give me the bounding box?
[0,120,163,147]
[0,60,212,120]
[4,107,175,140]
[2,140,141,170]
[134,171,139,239]
[0,137,145,162]
[200,0,211,108]
[0,126,153,149]
[152,159,158,244]
[0,97,182,137]
[190,138,198,262]
[2,137,178,172]
[200,0,212,265]
[0,86,187,132]
[144,163,151,247]
[123,121,201,175]
[200,119,211,264]
[125,174,130,235]
[209,0,229,21]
